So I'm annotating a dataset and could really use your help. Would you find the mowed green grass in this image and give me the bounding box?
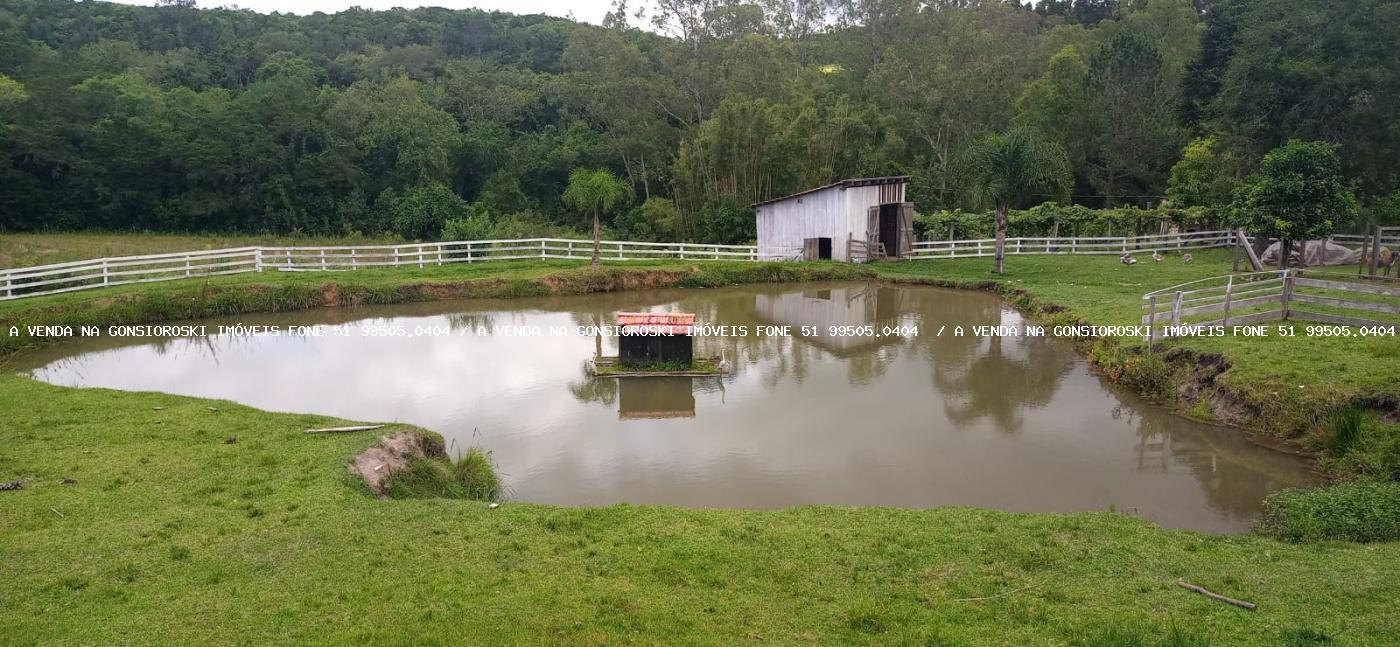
[2,374,1398,645]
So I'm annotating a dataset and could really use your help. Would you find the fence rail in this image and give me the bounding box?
[1141,269,1400,345]
[907,230,1236,260]
[0,239,803,301]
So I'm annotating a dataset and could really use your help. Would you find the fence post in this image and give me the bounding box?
[1281,270,1294,320]
[3,274,11,299]
[255,248,264,273]
[1368,226,1383,277]
[1221,275,1234,327]
[351,249,357,269]
[1146,295,1157,349]
[617,242,623,260]
[438,244,443,265]
[102,259,110,286]
[540,240,546,259]
[419,245,426,269]
[394,248,400,267]
[467,243,474,264]
[320,249,327,271]
[1170,290,1184,328]
[185,255,192,277]
[286,250,292,269]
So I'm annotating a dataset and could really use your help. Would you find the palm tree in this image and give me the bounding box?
[563,169,632,267]
[953,127,1071,274]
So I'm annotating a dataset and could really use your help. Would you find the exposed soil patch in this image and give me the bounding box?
[349,430,447,497]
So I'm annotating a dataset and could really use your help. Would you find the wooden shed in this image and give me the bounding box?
[616,312,695,368]
[753,176,914,262]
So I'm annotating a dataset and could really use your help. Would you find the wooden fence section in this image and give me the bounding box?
[0,247,263,300]
[0,239,803,301]
[1142,269,1400,345]
[907,230,1235,260]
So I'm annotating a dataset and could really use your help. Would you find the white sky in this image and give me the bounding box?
[107,1,619,26]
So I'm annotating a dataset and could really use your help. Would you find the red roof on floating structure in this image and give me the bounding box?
[616,312,695,336]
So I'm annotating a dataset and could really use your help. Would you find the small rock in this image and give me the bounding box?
[152,406,166,411]
[224,437,237,445]
[61,478,77,485]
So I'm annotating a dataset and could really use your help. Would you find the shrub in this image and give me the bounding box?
[1116,351,1176,400]
[391,182,470,240]
[441,213,492,241]
[1257,481,1400,542]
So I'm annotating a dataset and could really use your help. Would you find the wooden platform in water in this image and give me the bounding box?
[588,356,726,378]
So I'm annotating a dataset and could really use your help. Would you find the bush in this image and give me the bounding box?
[613,197,680,242]
[391,182,470,240]
[383,447,501,501]
[441,213,492,241]
[1257,481,1400,542]
[1116,351,1176,400]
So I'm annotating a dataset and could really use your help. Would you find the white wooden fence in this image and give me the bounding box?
[906,230,1237,260]
[0,239,803,301]
[1141,269,1400,346]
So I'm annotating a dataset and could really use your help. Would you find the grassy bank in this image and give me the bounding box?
[2,374,1398,644]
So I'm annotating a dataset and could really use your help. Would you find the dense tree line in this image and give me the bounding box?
[0,0,1396,243]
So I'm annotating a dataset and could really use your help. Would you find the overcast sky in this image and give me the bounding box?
[107,1,619,25]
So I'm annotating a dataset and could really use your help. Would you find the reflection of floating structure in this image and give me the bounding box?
[753,284,909,356]
[589,355,726,377]
[616,312,695,368]
[619,377,696,420]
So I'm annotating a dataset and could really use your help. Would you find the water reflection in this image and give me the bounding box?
[16,282,1318,532]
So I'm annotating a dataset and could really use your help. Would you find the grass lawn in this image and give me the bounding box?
[3,374,1398,644]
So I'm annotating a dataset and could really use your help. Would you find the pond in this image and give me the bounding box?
[16,282,1317,532]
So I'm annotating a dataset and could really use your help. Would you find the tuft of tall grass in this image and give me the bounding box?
[1319,406,1363,458]
[383,447,501,502]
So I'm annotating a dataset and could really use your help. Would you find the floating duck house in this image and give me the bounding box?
[616,312,695,367]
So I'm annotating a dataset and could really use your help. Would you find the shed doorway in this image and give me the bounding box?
[867,203,914,259]
[803,237,833,260]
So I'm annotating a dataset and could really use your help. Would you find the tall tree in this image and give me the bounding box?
[563,168,632,266]
[953,127,1072,274]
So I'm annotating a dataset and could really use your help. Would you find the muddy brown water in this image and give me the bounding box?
[15,282,1317,532]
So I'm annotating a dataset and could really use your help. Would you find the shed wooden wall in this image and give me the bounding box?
[755,182,907,262]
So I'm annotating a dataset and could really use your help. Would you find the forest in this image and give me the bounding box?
[0,0,1397,244]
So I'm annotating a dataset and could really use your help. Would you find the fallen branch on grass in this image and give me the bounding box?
[1177,578,1257,611]
[305,424,385,434]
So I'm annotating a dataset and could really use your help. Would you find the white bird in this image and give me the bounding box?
[1152,251,1163,262]
[1120,253,1137,266]
[1182,253,1194,263]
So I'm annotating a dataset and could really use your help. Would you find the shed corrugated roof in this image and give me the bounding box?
[617,312,695,335]
[750,176,910,208]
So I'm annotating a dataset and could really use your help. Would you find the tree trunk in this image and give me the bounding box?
[1278,238,1290,270]
[592,210,601,268]
[994,202,1009,274]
